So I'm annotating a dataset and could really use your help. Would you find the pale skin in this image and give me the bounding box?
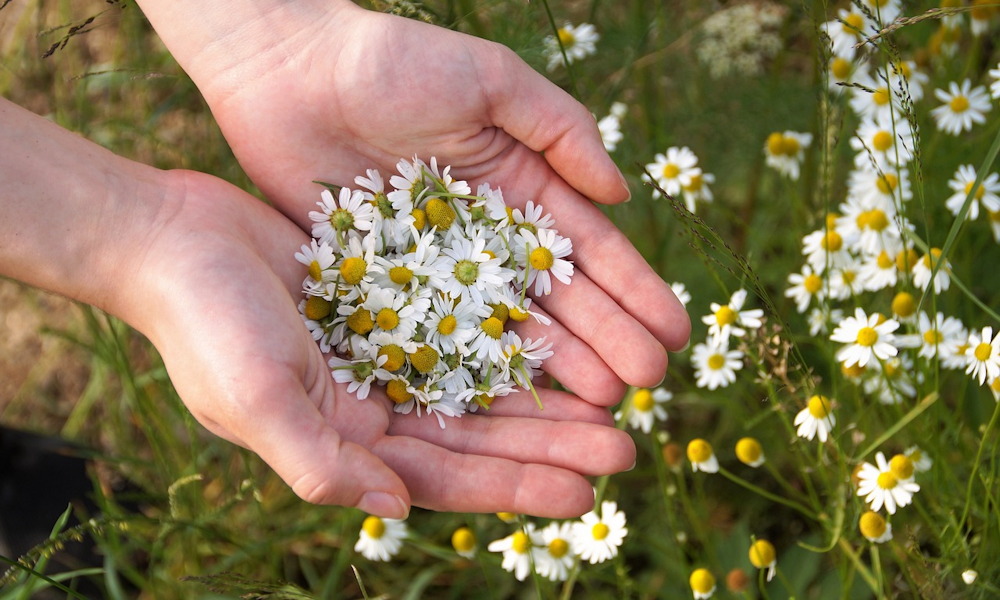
[3,0,690,519]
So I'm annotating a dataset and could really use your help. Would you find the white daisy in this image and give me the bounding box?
[294,239,337,291]
[911,248,951,293]
[846,166,912,215]
[487,525,537,581]
[533,521,576,582]
[451,527,477,559]
[856,451,920,514]
[681,170,715,213]
[329,354,385,400]
[468,315,506,363]
[945,164,1000,220]
[748,539,777,582]
[802,221,853,272]
[691,336,744,390]
[544,22,600,71]
[598,107,624,153]
[498,331,553,388]
[514,228,574,296]
[422,293,489,356]
[437,236,514,305]
[309,186,376,249]
[904,445,933,473]
[830,307,900,368]
[858,250,899,291]
[670,281,692,307]
[354,515,407,561]
[643,146,701,199]
[849,70,904,122]
[571,501,628,564]
[793,394,836,442]
[860,0,902,25]
[362,286,428,340]
[965,326,1000,385]
[785,264,826,313]
[701,289,764,341]
[931,79,992,135]
[851,118,916,169]
[820,8,874,59]
[686,438,719,473]
[907,311,967,363]
[615,387,671,434]
[826,260,864,301]
[764,131,812,180]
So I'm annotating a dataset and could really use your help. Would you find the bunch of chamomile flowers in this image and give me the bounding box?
[295,156,573,426]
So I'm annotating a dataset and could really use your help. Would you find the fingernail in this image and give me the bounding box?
[359,492,410,519]
[625,459,637,472]
[617,167,632,202]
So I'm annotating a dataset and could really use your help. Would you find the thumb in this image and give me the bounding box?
[482,44,629,204]
[237,378,411,519]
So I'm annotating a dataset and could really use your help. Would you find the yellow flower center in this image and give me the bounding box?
[425,197,456,230]
[873,87,891,106]
[924,329,944,345]
[869,209,890,231]
[894,60,913,79]
[714,305,738,327]
[766,132,785,156]
[690,569,716,595]
[489,303,510,324]
[974,342,993,362]
[922,248,943,269]
[949,95,970,113]
[437,314,458,335]
[876,173,898,195]
[889,454,914,479]
[991,210,1000,223]
[408,345,439,374]
[876,471,898,490]
[807,395,832,418]
[529,246,555,271]
[411,207,427,231]
[451,527,476,554]
[361,516,386,539]
[340,257,367,285]
[706,353,726,370]
[842,269,857,285]
[389,266,414,285]
[376,307,400,331]
[803,273,823,294]
[856,326,879,347]
[876,251,894,269]
[304,296,332,321]
[509,306,530,322]
[632,389,654,411]
[591,523,610,541]
[749,540,775,568]
[780,135,800,156]
[826,212,840,229]
[480,316,504,339]
[896,249,918,272]
[964,181,986,199]
[821,231,843,251]
[308,260,323,281]
[842,362,866,377]
[831,57,852,79]
[687,438,714,463]
[662,163,681,179]
[892,291,916,317]
[378,344,406,372]
[844,13,865,32]
[684,173,704,191]
[557,27,575,46]
[386,379,413,404]
[511,531,531,554]
[872,130,894,152]
[548,538,570,558]
[346,309,375,335]
[735,437,763,465]
[859,511,887,539]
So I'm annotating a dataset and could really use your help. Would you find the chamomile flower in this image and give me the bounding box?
[544,22,599,72]
[860,0,902,25]
[572,501,628,564]
[856,451,920,514]
[451,526,477,559]
[735,437,766,467]
[329,354,384,400]
[438,236,514,305]
[794,395,836,442]
[670,281,692,307]
[309,187,376,249]
[820,8,874,59]
[764,131,812,180]
[851,118,916,169]
[907,311,966,362]
[748,539,777,582]
[785,264,826,313]
[598,104,625,152]
[945,164,1000,220]
[295,239,337,291]
[701,289,764,341]
[533,521,575,582]
[692,337,744,390]
[645,146,702,198]
[970,0,998,36]
[828,55,863,90]
[830,307,899,368]
[487,525,537,581]
[911,248,951,293]
[846,166,912,214]
[687,438,719,473]
[354,515,407,561]
[616,387,672,434]
[932,79,992,135]
[802,220,853,272]
[827,260,865,301]
[422,293,488,356]
[849,71,904,122]
[859,511,893,543]
[690,568,717,599]
[514,228,574,296]
[498,331,553,388]
[965,326,1000,385]
[681,170,716,213]
[904,445,933,473]
[888,59,930,102]
[858,250,899,291]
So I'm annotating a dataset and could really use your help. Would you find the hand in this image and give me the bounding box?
[126,169,636,518]
[137,0,692,406]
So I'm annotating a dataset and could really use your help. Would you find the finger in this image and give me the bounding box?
[480,42,629,205]
[386,409,635,477]
[482,387,615,426]
[373,435,601,518]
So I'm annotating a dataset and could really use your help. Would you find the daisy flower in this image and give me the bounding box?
[544,22,599,71]
[970,0,998,36]
[931,79,992,135]
[644,146,702,198]
[820,8,873,59]
[860,0,902,25]
[572,501,628,564]
[498,331,553,388]
[851,118,916,169]
[437,235,514,305]
[965,326,1000,385]
[748,539,777,582]
[858,250,899,291]
[533,521,575,582]
[859,511,893,543]
[846,166,912,215]
[354,515,407,561]
[691,336,744,390]
[907,311,966,362]
[362,286,427,340]
[309,187,376,249]
[830,307,900,368]
[888,59,930,102]
[598,103,626,152]
[827,260,864,301]
[487,525,537,581]
[616,387,671,434]
[828,55,863,91]
[945,164,1000,220]
[670,281,692,306]
[905,445,933,472]
[764,131,811,180]
[701,288,764,341]
[451,526,477,559]
[802,220,853,272]
[681,170,716,213]
[329,354,384,400]
[294,239,337,291]
[794,394,836,442]
[687,438,719,473]
[856,451,920,514]
[849,71,904,122]
[785,264,826,313]
[735,437,765,467]
[690,568,717,599]
[514,228,574,296]
[911,248,951,293]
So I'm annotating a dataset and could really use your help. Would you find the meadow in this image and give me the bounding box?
[1,0,999,598]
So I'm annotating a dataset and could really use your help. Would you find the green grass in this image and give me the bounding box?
[3,0,1000,597]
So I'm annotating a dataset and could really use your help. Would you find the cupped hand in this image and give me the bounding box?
[127,169,635,518]
[143,0,691,404]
